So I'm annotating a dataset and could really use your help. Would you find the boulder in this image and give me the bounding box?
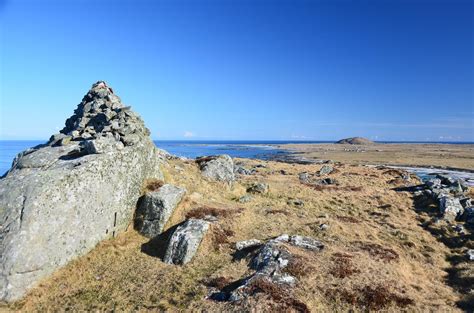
[439,196,464,220]
[318,165,334,176]
[196,155,235,182]
[467,249,474,261]
[134,184,186,238]
[235,239,262,251]
[163,219,210,265]
[0,81,165,302]
[247,182,269,194]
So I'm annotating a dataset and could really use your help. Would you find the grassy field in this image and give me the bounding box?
[3,158,472,312]
[279,143,474,171]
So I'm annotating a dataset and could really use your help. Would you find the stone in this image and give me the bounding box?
[299,172,311,184]
[235,239,262,251]
[238,195,252,203]
[134,184,186,238]
[247,182,269,194]
[467,249,474,261]
[336,137,374,145]
[439,196,464,220]
[196,155,235,182]
[234,166,255,175]
[163,219,210,265]
[426,178,442,189]
[0,81,165,302]
[319,223,330,231]
[318,165,334,176]
[83,137,124,154]
[460,198,472,209]
[288,235,324,251]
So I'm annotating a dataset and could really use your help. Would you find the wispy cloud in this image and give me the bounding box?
[183,131,195,138]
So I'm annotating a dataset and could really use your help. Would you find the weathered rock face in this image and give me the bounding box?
[0,81,164,302]
[134,184,186,238]
[247,182,269,194]
[439,196,464,221]
[163,219,210,265]
[196,155,235,182]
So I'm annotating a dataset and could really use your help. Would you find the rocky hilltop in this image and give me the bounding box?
[336,137,374,145]
[0,81,164,301]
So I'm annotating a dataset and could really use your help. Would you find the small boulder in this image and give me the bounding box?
[83,137,124,154]
[135,184,186,238]
[247,182,269,194]
[467,249,474,261]
[238,195,252,203]
[235,239,262,251]
[318,165,334,176]
[163,219,210,265]
[196,155,235,182]
[439,196,464,221]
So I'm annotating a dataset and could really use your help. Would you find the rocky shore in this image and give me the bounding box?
[1,82,472,311]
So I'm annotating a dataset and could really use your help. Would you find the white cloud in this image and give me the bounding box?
[183,131,195,138]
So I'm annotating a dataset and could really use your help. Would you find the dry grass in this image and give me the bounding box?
[142,178,164,193]
[4,157,468,312]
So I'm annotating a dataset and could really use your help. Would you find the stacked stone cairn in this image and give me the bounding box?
[48,81,150,151]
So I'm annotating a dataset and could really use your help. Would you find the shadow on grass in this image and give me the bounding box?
[395,186,474,311]
[140,222,184,260]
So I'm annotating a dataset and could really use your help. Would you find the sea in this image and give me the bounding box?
[0,140,322,175]
[1,140,473,185]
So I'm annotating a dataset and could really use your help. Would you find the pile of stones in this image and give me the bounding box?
[48,81,151,150]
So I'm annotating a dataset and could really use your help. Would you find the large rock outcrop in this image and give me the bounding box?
[0,81,164,301]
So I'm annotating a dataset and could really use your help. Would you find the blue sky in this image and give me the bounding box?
[0,0,473,141]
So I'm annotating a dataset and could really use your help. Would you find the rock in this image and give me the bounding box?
[247,182,269,194]
[336,137,374,145]
[235,239,262,251]
[134,184,186,238]
[83,136,124,154]
[283,235,324,251]
[221,234,323,302]
[196,155,235,182]
[315,178,337,185]
[318,165,334,176]
[319,223,330,231]
[460,198,472,209]
[453,224,465,234]
[467,249,474,261]
[0,81,164,302]
[439,196,464,220]
[238,195,252,203]
[234,165,255,175]
[163,219,210,265]
[299,172,311,184]
[426,178,442,189]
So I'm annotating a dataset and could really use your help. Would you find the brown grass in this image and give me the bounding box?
[202,276,232,290]
[336,215,361,223]
[246,277,310,313]
[185,206,243,220]
[142,179,164,193]
[353,241,399,262]
[329,253,360,278]
[265,209,290,216]
[327,283,414,310]
[283,256,313,278]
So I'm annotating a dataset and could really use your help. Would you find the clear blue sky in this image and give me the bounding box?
[0,0,473,141]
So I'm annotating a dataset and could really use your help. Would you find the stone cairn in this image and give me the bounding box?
[48,81,150,149]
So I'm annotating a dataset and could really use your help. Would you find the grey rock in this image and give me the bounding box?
[288,235,324,251]
[299,172,311,184]
[318,165,334,176]
[0,81,165,302]
[238,195,252,203]
[163,219,210,265]
[439,196,464,220]
[196,155,235,182]
[247,182,269,194]
[467,249,474,261]
[134,184,186,238]
[426,178,442,189]
[460,198,472,209]
[83,137,124,154]
[319,223,330,231]
[234,166,255,175]
[235,239,262,251]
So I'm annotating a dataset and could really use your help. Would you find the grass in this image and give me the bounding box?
[3,158,469,312]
